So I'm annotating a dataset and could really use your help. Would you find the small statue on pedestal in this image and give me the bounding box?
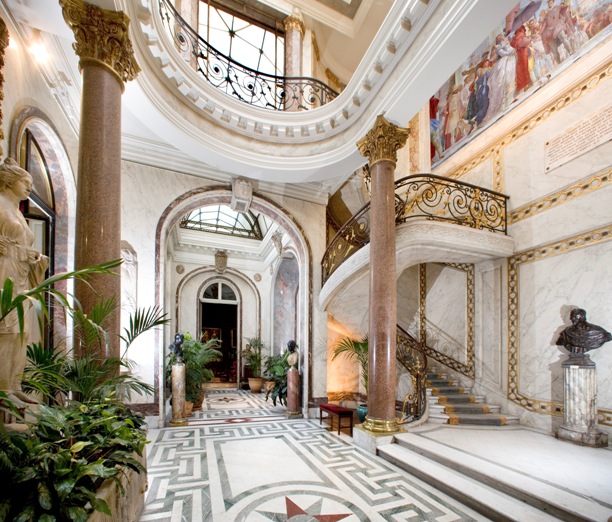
[169,333,185,361]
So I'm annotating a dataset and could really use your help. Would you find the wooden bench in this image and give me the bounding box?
[319,403,354,436]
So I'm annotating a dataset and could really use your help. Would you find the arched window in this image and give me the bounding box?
[19,128,55,273]
[202,281,237,302]
[198,1,284,76]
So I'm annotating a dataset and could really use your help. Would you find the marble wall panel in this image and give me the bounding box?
[477,260,504,390]
[504,79,612,209]
[397,265,419,335]
[509,182,612,252]
[425,264,468,365]
[515,240,612,409]
[455,157,494,192]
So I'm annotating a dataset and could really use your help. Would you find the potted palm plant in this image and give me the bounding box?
[166,332,221,414]
[332,335,369,422]
[242,337,265,393]
[263,351,290,406]
[0,260,168,520]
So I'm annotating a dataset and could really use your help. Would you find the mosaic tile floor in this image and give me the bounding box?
[141,390,488,521]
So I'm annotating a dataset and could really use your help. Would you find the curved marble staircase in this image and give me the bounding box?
[427,370,520,426]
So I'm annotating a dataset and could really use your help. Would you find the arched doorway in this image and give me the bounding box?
[199,280,239,384]
[156,188,312,424]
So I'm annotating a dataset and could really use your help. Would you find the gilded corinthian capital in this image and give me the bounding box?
[357,114,409,167]
[284,14,304,37]
[59,0,140,86]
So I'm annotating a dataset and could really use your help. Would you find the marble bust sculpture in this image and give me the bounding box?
[556,308,611,356]
[0,158,49,406]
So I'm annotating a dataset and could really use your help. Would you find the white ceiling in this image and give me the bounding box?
[2,0,519,192]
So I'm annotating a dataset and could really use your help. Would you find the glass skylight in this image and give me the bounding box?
[180,205,267,240]
[199,2,284,77]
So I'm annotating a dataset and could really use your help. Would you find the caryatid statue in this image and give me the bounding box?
[0,158,49,406]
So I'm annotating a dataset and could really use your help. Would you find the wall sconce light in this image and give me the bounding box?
[28,29,49,63]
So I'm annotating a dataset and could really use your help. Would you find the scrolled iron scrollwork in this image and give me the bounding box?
[158,0,338,111]
[396,325,428,424]
[321,173,508,284]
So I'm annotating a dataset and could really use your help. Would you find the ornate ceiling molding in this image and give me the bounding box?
[120,0,519,182]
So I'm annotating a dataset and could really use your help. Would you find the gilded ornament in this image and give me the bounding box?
[0,18,8,156]
[357,115,409,167]
[283,15,304,37]
[59,0,140,88]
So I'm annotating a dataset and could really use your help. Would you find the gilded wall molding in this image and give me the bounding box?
[508,167,612,225]
[446,60,612,189]
[357,115,409,167]
[0,17,8,157]
[419,262,475,379]
[507,225,612,425]
[59,0,140,88]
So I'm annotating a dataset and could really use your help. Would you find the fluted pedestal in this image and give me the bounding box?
[286,367,302,419]
[169,362,188,426]
[556,354,607,447]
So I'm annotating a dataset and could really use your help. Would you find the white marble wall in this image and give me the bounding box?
[430,40,612,435]
[425,264,468,365]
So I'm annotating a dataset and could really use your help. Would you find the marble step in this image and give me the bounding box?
[429,385,465,395]
[379,443,559,522]
[434,412,519,426]
[380,433,611,522]
[425,379,456,387]
[449,402,499,412]
[431,393,485,404]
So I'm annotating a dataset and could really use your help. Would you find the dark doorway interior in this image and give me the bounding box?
[200,302,238,383]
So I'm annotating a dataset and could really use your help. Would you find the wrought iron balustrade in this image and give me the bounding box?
[158,0,339,111]
[396,325,428,424]
[321,174,509,284]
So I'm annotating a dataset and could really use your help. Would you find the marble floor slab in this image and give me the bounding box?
[410,424,612,506]
[141,390,488,521]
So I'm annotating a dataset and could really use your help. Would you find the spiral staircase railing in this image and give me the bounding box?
[158,0,339,111]
[396,325,428,424]
[322,173,509,284]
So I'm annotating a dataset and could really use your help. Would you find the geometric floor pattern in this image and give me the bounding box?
[141,390,488,521]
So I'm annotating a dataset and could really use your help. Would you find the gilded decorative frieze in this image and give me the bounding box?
[357,115,409,167]
[419,263,475,379]
[447,60,612,190]
[59,0,140,87]
[0,18,8,156]
[508,167,612,225]
[507,225,612,425]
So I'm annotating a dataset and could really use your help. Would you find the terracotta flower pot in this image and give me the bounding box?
[248,377,264,393]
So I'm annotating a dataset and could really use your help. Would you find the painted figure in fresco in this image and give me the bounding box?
[510,25,533,94]
[0,158,49,406]
[482,34,517,124]
[556,308,612,355]
[429,96,444,160]
[540,0,575,64]
[473,59,492,126]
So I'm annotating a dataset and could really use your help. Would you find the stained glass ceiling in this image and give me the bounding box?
[179,205,270,240]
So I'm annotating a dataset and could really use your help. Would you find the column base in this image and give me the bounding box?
[285,411,303,419]
[353,424,402,454]
[168,418,188,427]
[555,425,608,448]
[362,416,401,434]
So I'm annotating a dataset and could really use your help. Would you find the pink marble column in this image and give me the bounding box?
[283,11,303,111]
[357,115,409,433]
[60,0,140,358]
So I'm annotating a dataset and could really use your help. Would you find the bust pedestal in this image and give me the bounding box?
[555,354,608,447]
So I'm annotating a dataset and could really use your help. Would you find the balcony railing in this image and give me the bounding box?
[158,0,339,111]
[322,174,509,284]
